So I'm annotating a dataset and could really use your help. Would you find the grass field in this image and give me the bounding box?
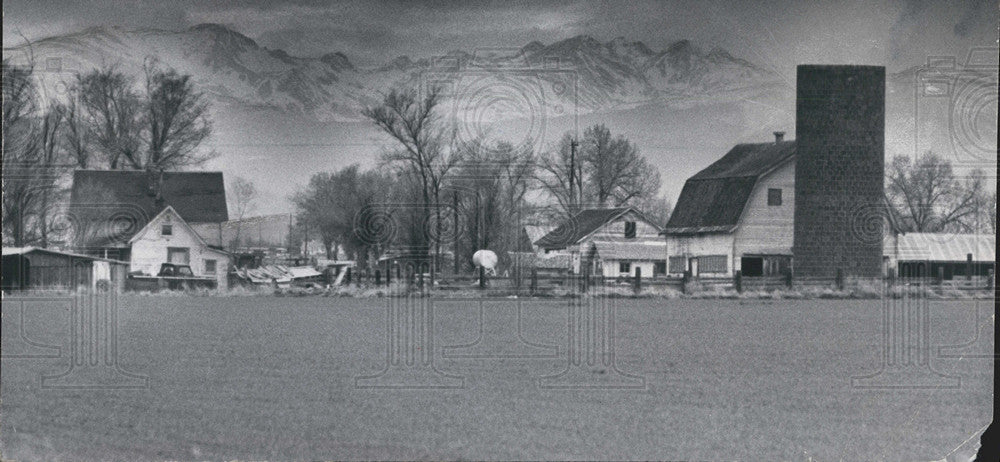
[1,295,993,460]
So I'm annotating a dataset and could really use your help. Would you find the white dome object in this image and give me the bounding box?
[472,249,498,269]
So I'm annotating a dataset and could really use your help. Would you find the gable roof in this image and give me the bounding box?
[128,206,230,256]
[663,140,795,235]
[69,170,228,248]
[535,207,660,250]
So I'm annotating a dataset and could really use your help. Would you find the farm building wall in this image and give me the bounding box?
[794,65,885,279]
[733,159,795,258]
[664,233,735,276]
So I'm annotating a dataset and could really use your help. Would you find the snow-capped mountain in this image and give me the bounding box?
[4,24,787,122]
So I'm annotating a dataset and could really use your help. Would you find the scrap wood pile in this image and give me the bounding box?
[234,265,323,285]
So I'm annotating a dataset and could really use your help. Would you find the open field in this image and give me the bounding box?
[1,295,993,460]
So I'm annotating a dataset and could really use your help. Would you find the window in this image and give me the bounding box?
[619,261,631,273]
[654,261,667,275]
[700,255,728,273]
[167,247,190,265]
[204,259,217,275]
[624,221,637,238]
[767,188,782,206]
[161,224,173,235]
[668,256,686,274]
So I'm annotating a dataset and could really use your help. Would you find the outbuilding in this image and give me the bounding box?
[1,247,128,292]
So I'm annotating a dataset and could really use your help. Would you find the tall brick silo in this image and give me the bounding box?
[794,65,885,279]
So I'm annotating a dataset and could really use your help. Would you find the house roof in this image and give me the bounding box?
[591,241,667,261]
[663,140,795,235]
[69,170,228,248]
[896,233,995,262]
[535,207,658,250]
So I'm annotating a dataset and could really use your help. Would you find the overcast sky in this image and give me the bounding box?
[4,0,997,71]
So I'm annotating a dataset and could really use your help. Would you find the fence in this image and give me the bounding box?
[339,265,994,296]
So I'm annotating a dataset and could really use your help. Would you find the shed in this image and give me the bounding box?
[2,247,129,292]
[890,233,996,279]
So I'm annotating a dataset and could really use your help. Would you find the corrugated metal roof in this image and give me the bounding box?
[592,241,667,260]
[896,233,996,262]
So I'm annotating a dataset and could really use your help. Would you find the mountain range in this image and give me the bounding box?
[7,23,788,122]
[5,24,989,214]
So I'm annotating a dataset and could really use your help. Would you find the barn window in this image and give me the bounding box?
[669,256,686,274]
[619,261,631,273]
[204,259,217,275]
[768,188,782,206]
[700,255,728,273]
[624,221,637,238]
[161,224,173,236]
[654,261,667,275]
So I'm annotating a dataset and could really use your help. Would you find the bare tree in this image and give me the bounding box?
[76,65,144,169]
[536,133,579,218]
[363,87,457,266]
[637,194,673,228]
[1,60,66,246]
[537,126,661,216]
[228,176,259,250]
[886,152,984,233]
[143,60,215,170]
[582,124,660,207]
[63,94,91,168]
[452,139,536,271]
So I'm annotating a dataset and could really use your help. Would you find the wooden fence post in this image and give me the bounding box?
[835,268,844,290]
[936,266,944,286]
[734,270,742,293]
[634,267,642,294]
[966,253,973,282]
[375,269,381,286]
[682,270,691,295]
[530,268,538,295]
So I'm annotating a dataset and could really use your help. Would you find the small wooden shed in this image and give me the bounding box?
[1,247,129,292]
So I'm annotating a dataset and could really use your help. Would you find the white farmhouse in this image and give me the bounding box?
[534,207,666,278]
[129,206,231,289]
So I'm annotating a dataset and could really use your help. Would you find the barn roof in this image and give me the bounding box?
[69,170,228,248]
[896,233,996,262]
[663,140,795,235]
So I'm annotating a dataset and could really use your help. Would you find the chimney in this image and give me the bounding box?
[773,131,785,143]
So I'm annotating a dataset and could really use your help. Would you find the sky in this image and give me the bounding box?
[4,0,997,74]
[3,0,997,214]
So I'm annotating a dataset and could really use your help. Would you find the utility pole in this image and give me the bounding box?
[453,190,459,274]
[569,138,578,212]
